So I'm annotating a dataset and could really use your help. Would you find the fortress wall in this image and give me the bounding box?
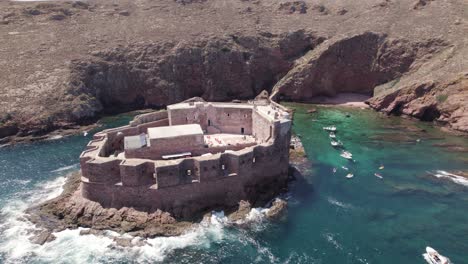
[120,161,156,187]
[178,159,200,183]
[81,181,115,207]
[82,154,288,218]
[125,141,256,160]
[168,106,196,126]
[191,143,256,156]
[236,150,254,176]
[149,134,204,151]
[155,162,184,188]
[136,119,169,134]
[207,106,252,134]
[169,104,253,135]
[84,158,122,184]
[220,152,240,175]
[197,156,222,181]
[129,111,168,127]
[252,109,274,143]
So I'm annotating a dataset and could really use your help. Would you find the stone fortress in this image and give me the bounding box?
[79,96,292,218]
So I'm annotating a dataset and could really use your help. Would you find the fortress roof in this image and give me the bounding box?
[148,124,203,139]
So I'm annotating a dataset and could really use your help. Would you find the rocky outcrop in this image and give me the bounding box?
[26,172,193,239]
[271,32,447,101]
[0,0,467,139]
[27,171,291,242]
[68,31,322,115]
[368,73,468,131]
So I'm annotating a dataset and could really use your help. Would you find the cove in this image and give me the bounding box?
[0,105,467,263]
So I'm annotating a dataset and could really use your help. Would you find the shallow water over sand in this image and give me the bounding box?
[0,106,467,263]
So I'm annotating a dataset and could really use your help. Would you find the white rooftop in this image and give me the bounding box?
[148,124,203,139]
[124,134,147,150]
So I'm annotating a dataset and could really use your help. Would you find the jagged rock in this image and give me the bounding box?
[278,1,308,14]
[265,199,287,219]
[228,200,252,222]
[30,230,56,245]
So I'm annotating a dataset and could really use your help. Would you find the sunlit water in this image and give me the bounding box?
[0,106,467,263]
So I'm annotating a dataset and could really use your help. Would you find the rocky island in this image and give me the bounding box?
[26,95,294,242]
[0,0,467,262]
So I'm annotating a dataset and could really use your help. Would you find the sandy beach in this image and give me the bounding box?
[309,93,371,108]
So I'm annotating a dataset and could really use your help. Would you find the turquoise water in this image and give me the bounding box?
[0,106,467,263]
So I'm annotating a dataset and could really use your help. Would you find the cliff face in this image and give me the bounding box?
[0,0,467,139]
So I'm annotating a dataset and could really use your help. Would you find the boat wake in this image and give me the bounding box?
[0,176,277,263]
[428,170,468,187]
[327,196,353,209]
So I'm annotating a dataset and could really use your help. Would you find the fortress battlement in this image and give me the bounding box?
[79,97,292,218]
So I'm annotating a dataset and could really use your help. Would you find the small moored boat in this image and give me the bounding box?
[329,132,336,138]
[346,173,354,179]
[340,151,353,160]
[331,140,343,147]
[423,247,450,264]
[323,126,337,132]
[374,173,383,179]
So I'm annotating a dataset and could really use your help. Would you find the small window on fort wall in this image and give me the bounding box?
[252,157,256,163]
[221,164,225,170]
[241,127,244,134]
[227,113,230,117]
[208,119,211,126]
[187,169,191,176]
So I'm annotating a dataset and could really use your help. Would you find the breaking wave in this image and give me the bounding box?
[0,176,277,263]
[428,170,468,187]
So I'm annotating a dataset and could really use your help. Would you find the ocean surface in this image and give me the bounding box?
[0,105,467,264]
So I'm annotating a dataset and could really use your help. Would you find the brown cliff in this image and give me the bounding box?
[0,0,467,140]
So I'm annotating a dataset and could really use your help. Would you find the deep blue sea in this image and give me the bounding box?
[0,105,467,264]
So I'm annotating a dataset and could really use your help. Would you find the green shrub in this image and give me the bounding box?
[436,94,448,103]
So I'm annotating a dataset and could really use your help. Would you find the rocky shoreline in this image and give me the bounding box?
[25,171,290,245]
[1,0,467,142]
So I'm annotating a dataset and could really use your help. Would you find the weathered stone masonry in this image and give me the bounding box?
[79,98,292,218]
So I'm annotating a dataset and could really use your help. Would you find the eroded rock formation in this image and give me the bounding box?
[0,0,467,140]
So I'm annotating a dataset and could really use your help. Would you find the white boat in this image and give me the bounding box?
[374,173,383,179]
[330,140,343,147]
[323,126,337,132]
[346,173,354,179]
[341,166,349,170]
[329,132,336,138]
[340,151,353,160]
[83,131,88,137]
[423,247,450,264]
[333,168,337,173]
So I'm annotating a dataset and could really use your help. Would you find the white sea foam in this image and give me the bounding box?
[429,170,468,187]
[327,196,353,209]
[323,232,343,251]
[51,164,79,173]
[0,176,277,263]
